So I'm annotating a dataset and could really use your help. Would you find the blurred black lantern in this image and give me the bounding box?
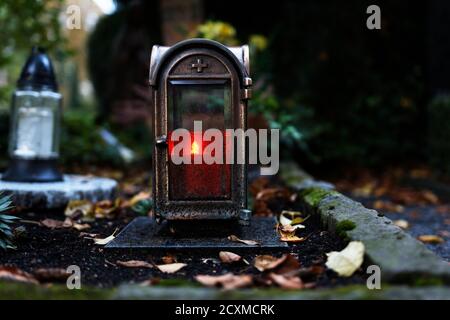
[2,47,63,182]
[149,39,252,224]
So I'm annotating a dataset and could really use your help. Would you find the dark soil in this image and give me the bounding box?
[0,207,367,289]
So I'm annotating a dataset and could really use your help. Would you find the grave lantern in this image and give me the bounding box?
[149,39,252,224]
[2,47,63,182]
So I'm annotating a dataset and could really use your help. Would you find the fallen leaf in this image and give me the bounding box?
[438,230,450,238]
[94,199,121,218]
[219,251,242,263]
[298,265,325,278]
[127,191,151,207]
[273,254,301,275]
[268,272,303,290]
[256,188,291,201]
[33,268,69,282]
[422,191,439,205]
[278,226,306,243]
[418,235,444,244]
[373,200,404,213]
[279,210,307,226]
[325,241,365,277]
[279,224,305,233]
[116,260,153,269]
[162,255,176,264]
[228,235,260,246]
[79,232,98,238]
[393,219,409,229]
[93,229,118,245]
[0,266,39,284]
[40,218,65,229]
[65,200,94,220]
[254,255,287,272]
[72,222,91,231]
[156,263,187,273]
[195,273,252,290]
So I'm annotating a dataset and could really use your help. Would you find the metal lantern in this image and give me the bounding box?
[2,47,63,182]
[149,39,252,224]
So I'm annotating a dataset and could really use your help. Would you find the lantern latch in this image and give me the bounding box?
[155,135,168,147]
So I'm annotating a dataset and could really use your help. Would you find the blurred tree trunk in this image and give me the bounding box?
[159,0,203,45]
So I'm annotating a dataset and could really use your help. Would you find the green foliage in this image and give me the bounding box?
[132,198,153,216]
[0,193,18,250]
[335,220,356,239]
[429,94,450,175]
[300,188,338,207]
[0,0,66,108]
[60,110,125,167]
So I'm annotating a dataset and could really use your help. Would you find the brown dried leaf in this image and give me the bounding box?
[373,200,404,213]
[274,254,302,275]
[254,255,287,272]
[195,273,253,290]
[116,260,153,269]
[268,272,303,290]
[33,268,69,282]
[40,218,65,229]
[156,263,187,273]
[0,266,39,284]
[279,231,306,243]
[162,255,176,264]
[227,235,260,246]
[95,199,121,218]
[219,251,242,263]
[422,191,439,205]
[418,235,445,244]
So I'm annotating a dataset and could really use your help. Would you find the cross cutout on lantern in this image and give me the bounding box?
[191,58,209,73]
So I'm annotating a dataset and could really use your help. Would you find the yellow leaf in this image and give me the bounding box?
[418,235,444,244]
[393,219,409,229]
[65,200,94,220]
[325,241,365,277]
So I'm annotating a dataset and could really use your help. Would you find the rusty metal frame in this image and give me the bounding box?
[150,40,251,222]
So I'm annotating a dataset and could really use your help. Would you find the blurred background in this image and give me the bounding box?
[0,0,449,180]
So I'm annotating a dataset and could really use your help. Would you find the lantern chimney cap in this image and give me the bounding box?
[17,47,58,91]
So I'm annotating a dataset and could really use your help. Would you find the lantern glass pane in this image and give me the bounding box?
[168,80,232,201]
[9,90,61,159]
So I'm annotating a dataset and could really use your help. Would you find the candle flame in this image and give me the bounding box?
[191,141,200,155]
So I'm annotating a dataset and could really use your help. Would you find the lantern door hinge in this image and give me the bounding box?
[242,77,252,100]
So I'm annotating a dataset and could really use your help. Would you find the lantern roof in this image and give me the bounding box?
[149,39,250,87]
